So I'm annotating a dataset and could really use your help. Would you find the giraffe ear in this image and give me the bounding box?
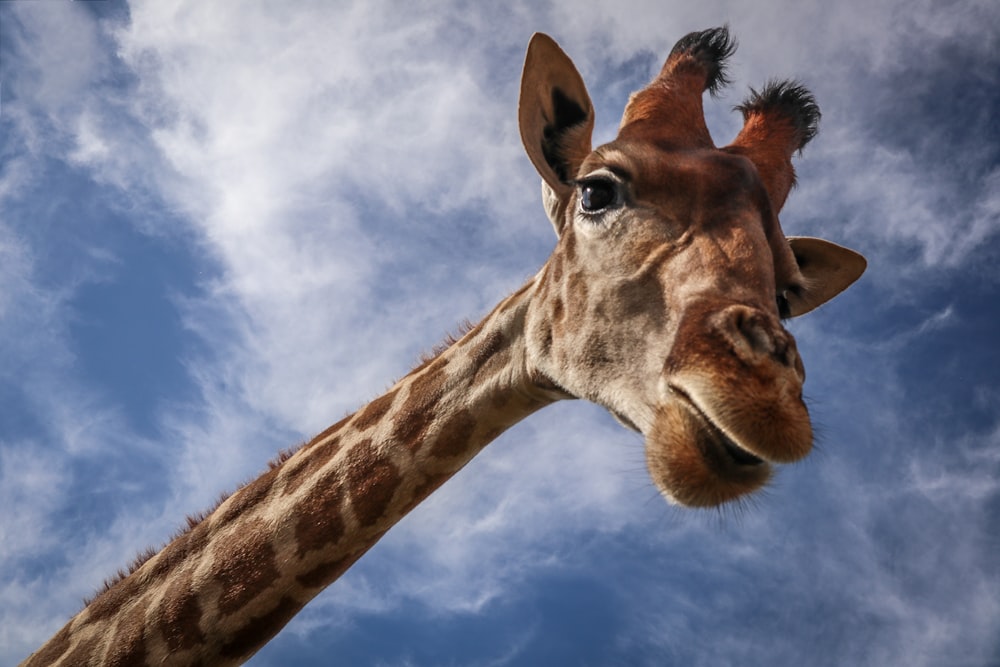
[519,33,595,235]
[785,237,867,317]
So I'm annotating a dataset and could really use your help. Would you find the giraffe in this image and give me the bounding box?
[24,27,865,666]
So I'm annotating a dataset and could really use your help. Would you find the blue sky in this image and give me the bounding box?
[2,1,998,665]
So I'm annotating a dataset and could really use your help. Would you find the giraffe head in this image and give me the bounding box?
[519,28,866,507]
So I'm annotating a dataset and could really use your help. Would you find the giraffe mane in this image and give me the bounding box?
[413,319,478,371]
[82,490,230,607]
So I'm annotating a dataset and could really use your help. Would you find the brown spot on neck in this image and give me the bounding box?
[293,463,346,558]
[395,364,448,452]
[352,388,399,431]
[156,568,205,653]
[212,518,280,616]
[219,595,300,661]
[281,434,343,497]
[427,408,478,461]
[345,440,402,527]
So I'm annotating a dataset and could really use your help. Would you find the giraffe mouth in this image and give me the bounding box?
[643,385,774,507]
[669,386,765,467]
[609,408,641,433]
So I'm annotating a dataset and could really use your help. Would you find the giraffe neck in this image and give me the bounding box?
[25,278,561,667]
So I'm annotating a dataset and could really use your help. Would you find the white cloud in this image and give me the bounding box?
[793,132,1000,273]
[3,0,998,664]
[0,447,66,567]
[1,2,105,121]
[96,0,552,436]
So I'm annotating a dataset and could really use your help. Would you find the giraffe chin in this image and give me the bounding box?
[644,394,775,508]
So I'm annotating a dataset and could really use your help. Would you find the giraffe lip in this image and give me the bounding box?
[610,409,641,432]
[667,386,765,467]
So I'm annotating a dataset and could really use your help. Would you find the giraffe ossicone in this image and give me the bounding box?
[25,27,865,666]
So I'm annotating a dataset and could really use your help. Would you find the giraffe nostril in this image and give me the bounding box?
[736,311,773,356]
[717,306,769,357]
[715,305,801,369]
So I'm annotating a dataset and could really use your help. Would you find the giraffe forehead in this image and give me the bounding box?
[574,141,801,288]
[574,146,765,255]
[580,142,762,203]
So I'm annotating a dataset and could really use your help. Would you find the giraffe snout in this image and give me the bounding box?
[659,301,813,467]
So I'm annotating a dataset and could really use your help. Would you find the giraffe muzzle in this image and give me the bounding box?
[643,303,813,506]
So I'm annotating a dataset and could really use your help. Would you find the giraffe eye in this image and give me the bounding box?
[579,178,618,212]
[777,286,802,320]
[776,290,792,319]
